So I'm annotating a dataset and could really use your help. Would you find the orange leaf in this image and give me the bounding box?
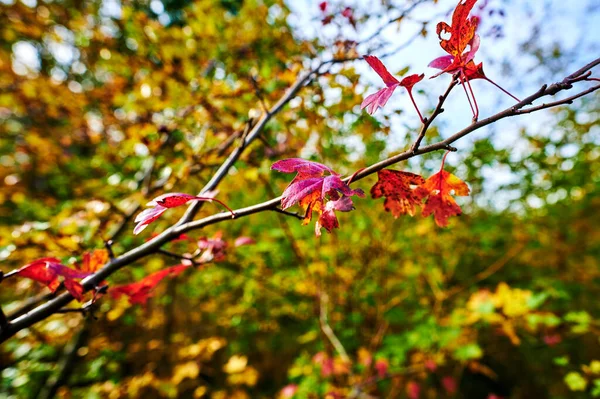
[81,249,108,273]
[436,0,479,58]
[416,170,470,227]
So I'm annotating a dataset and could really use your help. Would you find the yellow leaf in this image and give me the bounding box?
[172,361,200,385]
[223,355,248,374]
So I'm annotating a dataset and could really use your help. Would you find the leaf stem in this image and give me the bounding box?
[484,77,521,102]
[192,197,236,218]
[407,90,425,124]
[458,71,477,120]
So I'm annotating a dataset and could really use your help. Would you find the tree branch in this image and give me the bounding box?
[411,77,458,152]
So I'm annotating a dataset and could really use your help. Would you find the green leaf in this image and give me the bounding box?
[553,356,570,366]
[454,343,483,361]
[564,372,587,391]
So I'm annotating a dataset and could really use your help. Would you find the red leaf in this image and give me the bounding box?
[64,279,84,301]
[415,169,470,227]
[272,159,364,236]
[436,0,479,58]
[364,55,399,87]
[110,264,190,305]
[15,258,63,292]
[428,0,480,82]
[318,1,327,12]
[429,0,518,117]
[315,196,354,236]
[14,257,92,301]
[271,158,333,177]
[400,73,425,92]
[463,61,487,80]
[149,193,200,208]
[429,55,454,70]
[371,169,425,218]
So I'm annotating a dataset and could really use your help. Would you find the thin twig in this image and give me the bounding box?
[319,292,350,364]
[411,78,458,152]
[270,208,304,220]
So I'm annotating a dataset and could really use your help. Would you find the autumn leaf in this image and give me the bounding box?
[11,258,92,301]
[371,169,426,218]
[435,0,479,60]
[415,154,470,227]
[110,264,190,305]
[315,195,355,235]
[361,55,425,121]
[272,158,364,236]
[429,0,519,119]
[80,249,109,273]
[134,192,234,235]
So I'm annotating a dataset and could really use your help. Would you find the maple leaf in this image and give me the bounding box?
[80,249,109,273]
[415,153,470,227]
[272,158,364,236]
[371,169,426,218]
[12,258,92,301]
[361,55,425,121]
[133,191,234,235]
[110,264,190,305]
[436,0,480,60]
[315,195,355,236]
[429,0,519,119]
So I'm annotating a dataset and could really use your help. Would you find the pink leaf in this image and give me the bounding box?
[234,236,255,247]
[271,158,333,176]
[428,55,455,70]
[133,205,168,235]
[281,384,298,399]
[360,85,399,115]
[273,158,363,236]
[134,192,234,235]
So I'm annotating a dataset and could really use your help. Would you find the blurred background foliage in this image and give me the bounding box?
[0,0,599,398]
